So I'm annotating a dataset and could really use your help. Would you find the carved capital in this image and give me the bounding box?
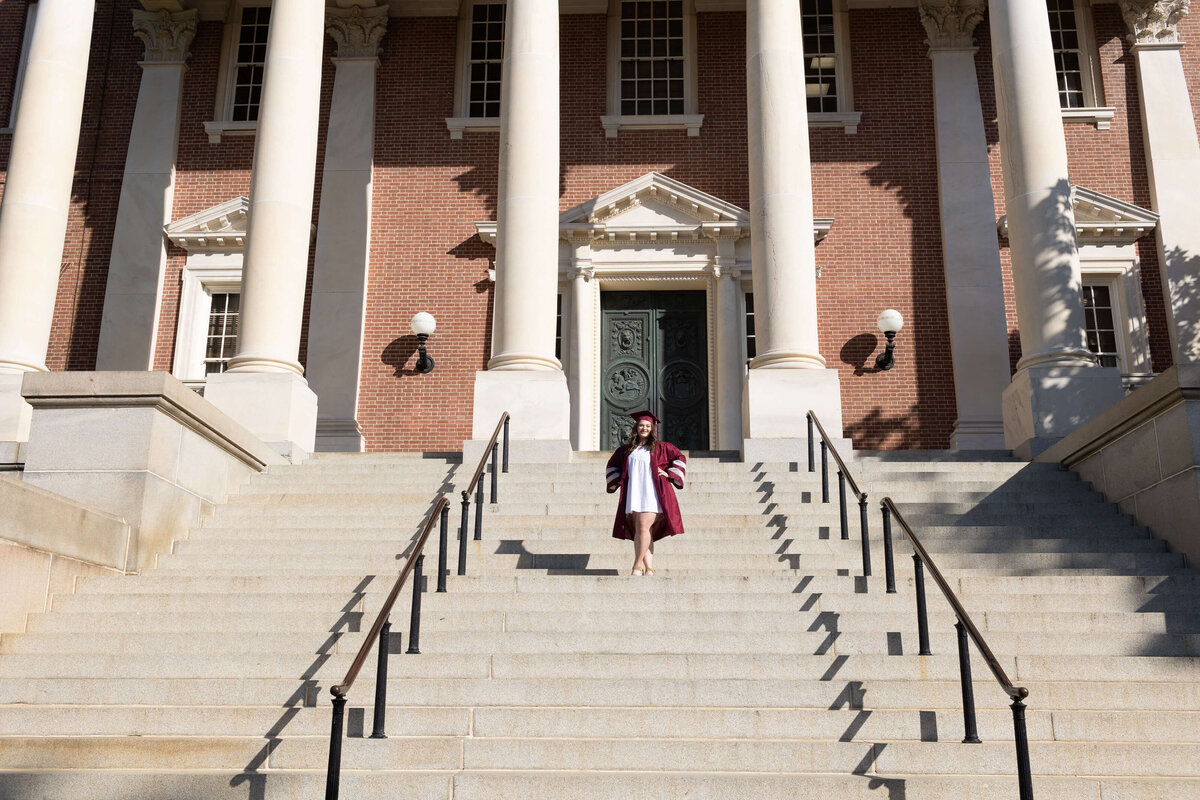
[326,4,389,59]
[1118,0,1189,44]
[131,8,197,63]
[573,265,596,281]
[917,0,985,50]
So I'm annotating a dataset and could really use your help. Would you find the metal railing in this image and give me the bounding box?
[880,498,1034,800]
[323,412,510,800]
[807,411,871,577]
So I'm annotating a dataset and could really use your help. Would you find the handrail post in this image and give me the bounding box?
[838,471,849,540]
[955,620,982,744]
[458,492,469,576]
[881,503,896,594]
[369,621,391,739]
[1012,697,1035,800]
[437,504,449,593]
[820,440,829,503]
[474,478,484,541]
[406,555,424,654]
[859,494,871,577]
[325,693,346,800]
[502,416,510,473]
[490,442,499,503]
[913,553,932,655]
[807,413,815,472]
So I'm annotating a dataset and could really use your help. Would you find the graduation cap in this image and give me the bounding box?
[630,410,660,424]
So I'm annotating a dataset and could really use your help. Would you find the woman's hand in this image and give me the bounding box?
[657,468,668,478]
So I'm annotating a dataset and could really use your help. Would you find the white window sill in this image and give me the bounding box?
[809,111,861,134]
[600,114,704,138]
[445,117,500,139]
[203,120,258,144]
[1062,107,1115,130]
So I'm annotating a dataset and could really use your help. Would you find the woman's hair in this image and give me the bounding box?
[624,422,659,453]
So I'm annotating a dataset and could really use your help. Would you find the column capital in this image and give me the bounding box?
[326,4,390,59]
[917,0,985,50]
[571,265,596,281]
[131,8,197,64]
[1118,0,1190,45]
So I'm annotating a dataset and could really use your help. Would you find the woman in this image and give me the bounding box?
[605,410,687,575]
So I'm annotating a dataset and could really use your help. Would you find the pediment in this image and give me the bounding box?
[476,172,833,245]
[166,197,249,252]
[998,186,1158,244]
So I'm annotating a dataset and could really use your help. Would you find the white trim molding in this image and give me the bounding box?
[997,185,1159,244]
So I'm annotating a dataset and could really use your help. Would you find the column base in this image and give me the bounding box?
[467,369,571,465]
[1002,365,1124,460]
[742,368,843,462]
[315,418,364,453]
[951,419,1007,451]
[204,372,317,463]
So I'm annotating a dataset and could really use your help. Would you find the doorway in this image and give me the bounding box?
[600,291,710,451]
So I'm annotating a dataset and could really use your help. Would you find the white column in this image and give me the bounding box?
[742,0,842,460]
[990,0,1122,458]
[204,0,325,461]
[568,258,596,451]
[469,0,570,460]
[918,0,1010,450]
[306,5,388,453]
[96,9,197,371]
[0,0,95,454]
[1119,0,1200,363]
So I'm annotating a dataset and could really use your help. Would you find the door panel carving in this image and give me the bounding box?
[601,291,709,451]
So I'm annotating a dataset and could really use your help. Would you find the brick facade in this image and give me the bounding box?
[1,0,1195,452]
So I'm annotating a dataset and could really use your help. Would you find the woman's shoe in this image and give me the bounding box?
[644,566,655,576]
[631,565,646,576]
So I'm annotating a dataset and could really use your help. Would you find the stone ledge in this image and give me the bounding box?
[21,371,286,471]
[0,475,131,570]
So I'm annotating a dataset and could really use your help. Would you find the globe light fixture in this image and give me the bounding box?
[875,309,904,371]
[410,312,437,374]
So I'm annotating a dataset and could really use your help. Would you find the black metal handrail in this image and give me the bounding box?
[458,413,510,566]
[807,411,871,577]
[880,496,1033,800]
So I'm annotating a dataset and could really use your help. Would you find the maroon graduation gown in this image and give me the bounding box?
[605,442,687,541]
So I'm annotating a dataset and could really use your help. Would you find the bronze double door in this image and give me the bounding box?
[600,291,709,451]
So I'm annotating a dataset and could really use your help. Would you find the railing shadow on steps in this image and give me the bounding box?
[807,411,1034,800]
[323,412,510,800]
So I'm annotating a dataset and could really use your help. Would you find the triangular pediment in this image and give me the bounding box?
[165,197,249,252]
[998,186,1158,244]
[476,172,833,244]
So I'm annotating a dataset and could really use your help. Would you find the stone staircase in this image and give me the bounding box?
[0,449,1198,798]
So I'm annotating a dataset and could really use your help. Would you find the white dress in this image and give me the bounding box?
[624,446,662,514]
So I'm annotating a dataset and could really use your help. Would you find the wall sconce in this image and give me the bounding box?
[410,312,437,374]
[875,309,904,371]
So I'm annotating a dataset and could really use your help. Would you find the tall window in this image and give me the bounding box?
[555,294,563,361]
[619,0,685,116]
[467,1,505,119]
[745,293,757,361]
[1048,0,1086,109]
[204,293,240,375]
[801,0,839,113]
[1081,284,1119,369]
[230,5,270,122]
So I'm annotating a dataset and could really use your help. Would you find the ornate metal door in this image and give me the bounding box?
[600,291,709,451]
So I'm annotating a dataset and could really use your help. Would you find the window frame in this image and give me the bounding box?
[173,257,244,388]
[1078,250,1154,389]
[602,0,703,138]
[1048,0,1114,130]
[803,0,859,134]
[447,0,506,139]
[206,0,272,143]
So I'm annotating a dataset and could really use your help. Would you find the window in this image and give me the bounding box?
[618,0,685,116]
[802,0,838,114]
[229,6,269,122]
[6,2,37,130]
[745,293,756,362]
[1081,283,1119,368]
[603,0,701,137]
[447,1,506,138]
[206,2,270,142]
[204,292,241,375]
[1047,0,1111,128]
[555,293,563,362]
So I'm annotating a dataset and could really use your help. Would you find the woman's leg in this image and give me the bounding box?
[644,529,657,573]
[632,512,655,573]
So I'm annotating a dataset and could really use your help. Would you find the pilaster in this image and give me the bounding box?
[1118,0,1200,363]
[96,8,197,371]
[307,4,389,453]
[919,0,1009,449]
